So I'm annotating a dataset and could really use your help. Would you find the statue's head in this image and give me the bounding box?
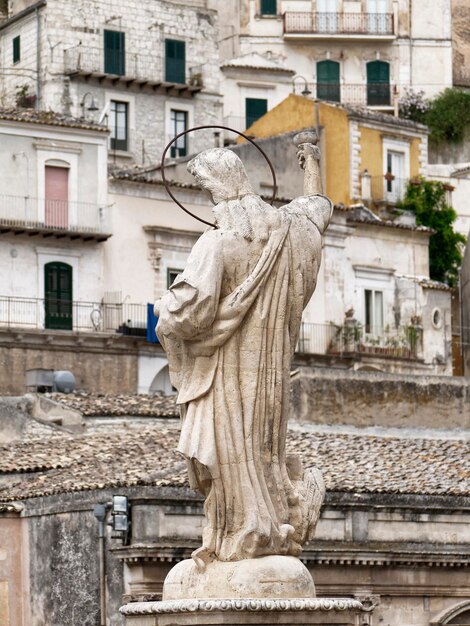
[187,148,253,204]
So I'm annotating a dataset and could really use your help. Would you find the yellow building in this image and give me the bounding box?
[242,94,427,209]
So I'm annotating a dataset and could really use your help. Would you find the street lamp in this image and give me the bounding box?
[80,91,99,115]
[292,75,312,97]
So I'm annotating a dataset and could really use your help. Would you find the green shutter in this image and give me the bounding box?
[316,60,340,102]
[245,98,268,128]
[13,36,20,63]
[260,0,277,15]
[44,262,73,331]
[165,39,186,84]
[104,30,125,75]
[366,61,390,105]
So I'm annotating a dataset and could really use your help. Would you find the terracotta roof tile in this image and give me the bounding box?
[0,108,108,132]
[0,421,468,502]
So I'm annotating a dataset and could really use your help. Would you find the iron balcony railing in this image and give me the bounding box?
[297,322,422,360]
[64,47,204,87]
[313,83,392,107]
[370,175,409,204]
[0,195,109,235]
[0,296,148,334]
[0,296,422,359]
[284,11,394,36]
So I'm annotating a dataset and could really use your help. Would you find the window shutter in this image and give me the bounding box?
[317,60,340,101]
[366,61,390,105]
[13,36,20,63]
[44,262,73,330]
[165,39,186,84]
[260,0,277,15]
[104,30,125,75]
[245,98,268,128]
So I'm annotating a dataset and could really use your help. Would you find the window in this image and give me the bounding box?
[385,149,406,201]
[316,60,340,102]
[260,0,277,15]
[317,0,339,32]
[165,39,185,84]
[104,30,125,75]
[364,289,383,335]
[45,166,69,228]
[366,60,390,106]
[367,0,388,33]
[245,98,267,129]
[44,262,73,331]
[12,35,20,64]
[109,101,128,151]
[170,110,188,158]
[167,268,183,288]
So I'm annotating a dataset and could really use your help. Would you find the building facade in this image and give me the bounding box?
[0,0,221,165]
[217,0,453,133]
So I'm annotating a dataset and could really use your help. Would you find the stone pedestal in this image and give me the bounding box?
[120,598,370,626]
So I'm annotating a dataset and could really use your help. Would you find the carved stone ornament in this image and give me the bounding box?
[120,598,367,616]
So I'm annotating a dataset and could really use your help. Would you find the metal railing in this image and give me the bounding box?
[0,195,109,234]
[284,12,394,36]
[0,296,422,359]
[312,83,392,107]
[370,175,408,204]
[0,296,148,334]
[64,47,204,87]
[297,322,422,359]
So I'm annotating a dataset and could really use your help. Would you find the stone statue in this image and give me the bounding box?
[155,130,332,598]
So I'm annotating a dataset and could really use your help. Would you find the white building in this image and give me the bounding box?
[0,109,110,330]
[0,0,221,165]
[217,0,453,133]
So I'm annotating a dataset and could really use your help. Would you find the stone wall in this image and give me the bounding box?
[0,329,140,394]
[290,367,470,429]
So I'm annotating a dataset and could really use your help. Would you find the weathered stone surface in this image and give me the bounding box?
[163,556,315,601]
[156,145,331,566]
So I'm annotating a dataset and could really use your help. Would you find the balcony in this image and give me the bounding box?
[312,83,392,107]
[0,195,111,241]
[297,322,422,360]
[283,12,395,40]
[369,175,409,206]
[64,47,204,96]
[0,296,149,334]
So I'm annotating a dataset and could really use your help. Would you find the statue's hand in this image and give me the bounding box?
[154,298,162,317]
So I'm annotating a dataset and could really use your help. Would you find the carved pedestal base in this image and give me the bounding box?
[163,556,315,601]
[120,598,369,626]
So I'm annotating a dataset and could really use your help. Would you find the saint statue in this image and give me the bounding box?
[156,132,332,574]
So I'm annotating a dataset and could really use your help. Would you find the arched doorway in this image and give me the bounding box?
[44,262,73,330]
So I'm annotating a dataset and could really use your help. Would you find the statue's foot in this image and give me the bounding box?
[191,546,214,572]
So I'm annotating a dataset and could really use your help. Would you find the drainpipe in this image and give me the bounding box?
[93,504,108,626]
[36,6,41,110]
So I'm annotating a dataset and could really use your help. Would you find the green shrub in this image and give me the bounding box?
[398,178,466,287]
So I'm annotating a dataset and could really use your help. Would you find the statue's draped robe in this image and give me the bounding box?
[157,194,332,562]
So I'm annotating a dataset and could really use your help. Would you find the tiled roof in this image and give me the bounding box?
[221,53,295,75]
[0,108,109,132]
[397,276,453,292]
[347,215,433,233]
[47,391,179,417]
[0,421,468,503]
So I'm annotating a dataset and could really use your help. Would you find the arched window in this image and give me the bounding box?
[366,60,390,106]
[316,60,340,102]
[44,262,73,330]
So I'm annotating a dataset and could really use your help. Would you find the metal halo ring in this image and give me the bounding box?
[160,125,278,228]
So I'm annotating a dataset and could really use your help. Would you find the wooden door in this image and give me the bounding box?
[44,262,73,330]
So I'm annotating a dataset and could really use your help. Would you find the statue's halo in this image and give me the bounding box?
[161,125,278,228]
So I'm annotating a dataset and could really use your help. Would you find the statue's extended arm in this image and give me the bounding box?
[293,130,322,196]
